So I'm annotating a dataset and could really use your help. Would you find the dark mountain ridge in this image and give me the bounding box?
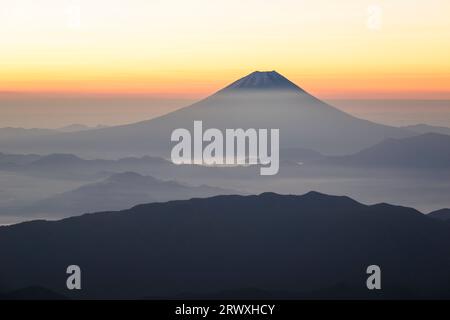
[1,192,450,299]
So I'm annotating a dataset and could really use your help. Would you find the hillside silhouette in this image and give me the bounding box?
[1,192,450,299]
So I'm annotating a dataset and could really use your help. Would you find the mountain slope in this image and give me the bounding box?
[0,71,412,158]
[1,192,450,299]
[320,133,450,168]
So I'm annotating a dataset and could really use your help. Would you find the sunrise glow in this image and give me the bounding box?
[0,0,449,99]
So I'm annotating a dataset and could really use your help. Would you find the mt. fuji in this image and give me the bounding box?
[0,71,412,158]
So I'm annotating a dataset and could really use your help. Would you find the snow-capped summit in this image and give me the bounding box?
[220,71,304,92]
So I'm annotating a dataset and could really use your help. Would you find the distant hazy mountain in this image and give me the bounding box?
[0,125,108,141]
[428,209,450,221]
[1,192,450,299]
[29,153,88,166]
[403,124,450,136]
[0,152,171,180]
[0,71,412,158]
[0,127,56,141]
[0,152,41,166]
[279,147,324,163]
[57,124,108,132]
[5,172,239,218]
[27,153,167,168]
[0,151,265,185]
[320,133,450,168]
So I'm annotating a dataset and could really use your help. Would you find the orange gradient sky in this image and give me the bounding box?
[0,0,449,99]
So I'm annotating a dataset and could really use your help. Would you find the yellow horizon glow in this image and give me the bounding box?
[1,0,449,99]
